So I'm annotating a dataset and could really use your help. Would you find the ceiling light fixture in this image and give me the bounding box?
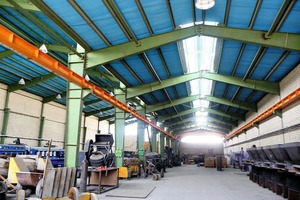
[85,74,90,81]
[195,0,215,10]
[18,78,25,85]
[109,91,114,97]
[56,94,62,99]
[39,44,48,54]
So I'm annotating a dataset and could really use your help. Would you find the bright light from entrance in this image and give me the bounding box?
[181,135,223,144]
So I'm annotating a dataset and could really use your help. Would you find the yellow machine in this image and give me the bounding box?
[119,158,141,179]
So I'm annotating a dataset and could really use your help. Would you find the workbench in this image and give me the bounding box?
[89,167,119,194]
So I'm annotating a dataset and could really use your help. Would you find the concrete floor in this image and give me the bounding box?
[96,165,284,200]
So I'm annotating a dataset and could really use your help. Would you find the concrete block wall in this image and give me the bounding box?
[225,63,300,153]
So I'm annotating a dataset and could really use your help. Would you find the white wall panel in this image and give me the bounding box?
[257,94,279,115]
[43,120,65,146]
[284,129,300,143]
[0,111,3,129]
[261,135,284,146]
[124,135,137,151]
[282,101,300,128]
[259,115,282,135]
[9,92,41,117]
[246,127,259,140]
[44,103,66,123]
[99,121,109,133]
[280,63,300,98]
[0,88,6,108]
[6,113,39,146]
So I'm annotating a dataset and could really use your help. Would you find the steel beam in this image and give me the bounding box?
[85,106,114,117]
[146,95,200,113]
[165,115,236,127]
[174,125,228,135]
[99,114,114,121]
[159,107,244,122]
[42,92,67,104]
[170,121,231,132]
[0,0,40,11]
[86,25,300,68]
[83,98,103,106]
[127,72,279,98]
[0,50,14,59]
[8,73,56,92]
[206,96,257,112]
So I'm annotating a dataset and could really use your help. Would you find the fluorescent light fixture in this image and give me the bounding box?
[195,0,215,10]
[85,74,90,81]
[18,78,25,85]
[39,44,48,54]
[56,94,62,99]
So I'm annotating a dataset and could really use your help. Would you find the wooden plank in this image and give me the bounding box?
[57,167,67,198]
[52,168,61,198]
[42,169,56,198]
[63,168,72,196]
[69,167,77,189]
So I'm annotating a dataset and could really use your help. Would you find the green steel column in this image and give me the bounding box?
[137,107,145,160]
[65,45,85,167]
[151,129,158,152]
[166,137,170,148]
[160,133,165,158]
[1,91,10,144]
[171,139,175,154]
[114,88,126,167]
[38,103,45,147]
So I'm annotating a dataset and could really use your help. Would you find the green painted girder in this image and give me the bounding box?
[86,69,120,83]
[158,107,244,121]
[205,108,245,121]
[202,72,279,95]
[170,121,231,132]
[46,44,70,53]
[0,0,40,11]
[43,92,66,103]
[146,94,201,113]
[206,95,257,112]
[174,126,228,135]
[0,50,14,59]
[84,98,103,106]
[86,24,300,68]
[164,115,236,127]
[127,72,279,99]
[85,106,114,117]
[8,73,56,92]
[99,114,114,121]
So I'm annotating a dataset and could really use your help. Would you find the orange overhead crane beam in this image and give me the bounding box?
[0,25,176,140]
[225,87,300,140]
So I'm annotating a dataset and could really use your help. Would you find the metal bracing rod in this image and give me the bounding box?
[103,0,138,44]
[166,0,176,29]
[264,51,290,80]
[225,87,300,140]
[264,0,294,38]
[135,0,153,34]
[243,47,267,81]
[248,0,262,29]
[67,0,111,46]
[0,25,176,139]
[223,0,231,26]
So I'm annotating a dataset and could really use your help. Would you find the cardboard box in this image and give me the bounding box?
[204,157,215,168]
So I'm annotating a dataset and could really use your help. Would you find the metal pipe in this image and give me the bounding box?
[0,25,176,139]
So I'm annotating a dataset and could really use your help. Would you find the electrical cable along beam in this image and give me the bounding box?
[0,25,176,140]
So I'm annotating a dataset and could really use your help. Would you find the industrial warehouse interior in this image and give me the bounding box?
[0,0,299,199]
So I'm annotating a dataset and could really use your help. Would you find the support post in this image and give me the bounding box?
[114,88,126,167]
[1,92,10,144]
[38,103,45,147]
[137,106,145,160]
[160,133,165,158]
[65,45,85,167]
